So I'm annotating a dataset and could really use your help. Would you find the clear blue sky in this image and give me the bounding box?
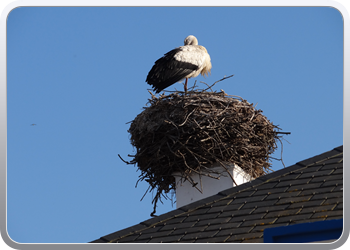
[7,7,343,243]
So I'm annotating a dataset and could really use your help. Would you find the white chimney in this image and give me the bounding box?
[173,163,252,208]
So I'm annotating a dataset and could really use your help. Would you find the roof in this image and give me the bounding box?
[90,145,343,243]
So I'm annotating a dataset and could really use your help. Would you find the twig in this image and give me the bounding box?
[200,81,214,92]
[118,154,133,164]
[216,160,238,186]
[202,75,234,92]
[276,132,291,135]
[178,108,197,127]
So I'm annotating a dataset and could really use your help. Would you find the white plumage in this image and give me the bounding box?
[146,35,212,93]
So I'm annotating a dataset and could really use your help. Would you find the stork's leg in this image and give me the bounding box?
[184,78,188,93]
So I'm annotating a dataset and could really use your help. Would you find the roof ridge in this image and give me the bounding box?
[296,146,343,167]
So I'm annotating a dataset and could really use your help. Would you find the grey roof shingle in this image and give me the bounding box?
[90,145,343,243]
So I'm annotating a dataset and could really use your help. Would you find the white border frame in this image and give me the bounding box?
[1,1,348,249]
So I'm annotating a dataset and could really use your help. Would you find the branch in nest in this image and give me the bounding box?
[118,154,134,164]
[149,74,235,95]
[276,131,291,135]
[202,74,234,92]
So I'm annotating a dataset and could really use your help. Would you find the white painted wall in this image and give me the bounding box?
[173,163,253,208]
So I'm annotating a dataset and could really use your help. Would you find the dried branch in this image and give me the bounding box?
[202,75,234,92]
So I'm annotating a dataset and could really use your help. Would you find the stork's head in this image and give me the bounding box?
[184,35,198,46]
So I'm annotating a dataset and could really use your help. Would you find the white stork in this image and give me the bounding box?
[146,35,212,93]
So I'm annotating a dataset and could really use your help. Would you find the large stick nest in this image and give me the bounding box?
[125,87,283,216]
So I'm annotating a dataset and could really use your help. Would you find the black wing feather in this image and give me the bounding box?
[146,48,199,93]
